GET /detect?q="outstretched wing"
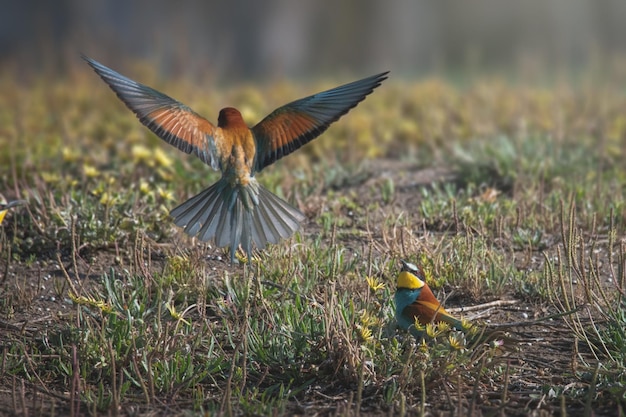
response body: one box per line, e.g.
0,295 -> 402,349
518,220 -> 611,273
252,71 -> 389,172
83,55 -> 220,170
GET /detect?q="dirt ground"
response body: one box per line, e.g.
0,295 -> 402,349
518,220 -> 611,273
0,162 -> 621,416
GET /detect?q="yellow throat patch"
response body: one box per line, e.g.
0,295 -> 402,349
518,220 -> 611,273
397,270 -> 426,290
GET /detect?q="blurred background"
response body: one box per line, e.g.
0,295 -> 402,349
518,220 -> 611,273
2,0 -> 626,82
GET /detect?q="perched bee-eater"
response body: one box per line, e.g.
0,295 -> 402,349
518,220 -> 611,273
395,260 -> 465,332
0,197 -> 26,225
84,56 -> 387,263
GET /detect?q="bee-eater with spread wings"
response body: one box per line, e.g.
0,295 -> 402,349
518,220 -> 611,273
84,56 -> 388,263
395,260 -> 465,333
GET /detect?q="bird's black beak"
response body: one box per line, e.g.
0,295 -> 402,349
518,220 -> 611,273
1,200 -> 27,210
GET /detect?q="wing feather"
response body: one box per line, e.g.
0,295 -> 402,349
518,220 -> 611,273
83,55 -> 221,170
252,71 -> 388,171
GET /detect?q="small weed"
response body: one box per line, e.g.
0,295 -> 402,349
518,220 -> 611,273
380,176 -> 395,204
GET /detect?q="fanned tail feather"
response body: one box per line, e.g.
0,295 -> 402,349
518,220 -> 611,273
170,178 -> 305,263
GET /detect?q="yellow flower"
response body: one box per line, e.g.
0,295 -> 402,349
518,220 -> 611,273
418,338 -> 429,353
83,163 -> 100,178
437,322 -> 451,332
153,147 -> 173,168
413,319 -> 426,334
156,167 -> 173,181
366,276 -> 385,292
448,332 -> 466,351
166,302 -> 190,325
99,192 -> 116,206
41,172 -> 61,184
359,309 -> 377,327
356,324 -> 373,343
466,322 -> 481,338
459,318 -> 473,331
139,180 -> 151,195
425,322 -> 438,338
131,144 -> 152,164
157,187 -> 175,201
62,146 -> 79,162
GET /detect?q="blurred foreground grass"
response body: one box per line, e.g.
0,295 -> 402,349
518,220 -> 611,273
0,65 -> 625,415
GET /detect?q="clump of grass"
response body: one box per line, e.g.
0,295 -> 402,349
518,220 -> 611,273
541,199 -> 626,408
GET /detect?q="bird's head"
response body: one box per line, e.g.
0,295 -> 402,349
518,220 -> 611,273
218,107 -> 246,128
397,260 -> 426,290
0,196 -> 26,225
0,200 -> 26,210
